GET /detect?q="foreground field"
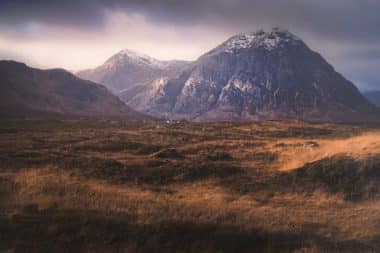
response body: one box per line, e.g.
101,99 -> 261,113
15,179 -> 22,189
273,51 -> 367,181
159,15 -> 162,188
1,119 -> 380,252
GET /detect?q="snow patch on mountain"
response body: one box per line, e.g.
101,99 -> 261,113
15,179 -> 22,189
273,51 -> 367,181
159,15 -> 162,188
230,78 -> 252,93
105,49 -> 166,69
151,77 -> 169,89
224,28 -> 301,53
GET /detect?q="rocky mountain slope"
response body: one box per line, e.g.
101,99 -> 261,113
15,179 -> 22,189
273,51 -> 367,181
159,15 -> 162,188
77,49 -> 188,94
0,60 -> 146,119
363,90 -> 380,107
127,28 -> 378,122
79,28 -> 378,122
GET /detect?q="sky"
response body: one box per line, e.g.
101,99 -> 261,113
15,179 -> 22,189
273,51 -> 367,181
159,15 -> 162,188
0,0 -> 379,90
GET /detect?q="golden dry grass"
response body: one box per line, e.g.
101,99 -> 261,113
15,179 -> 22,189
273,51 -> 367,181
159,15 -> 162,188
273,131 -> 380,171
1,119 -> 380,252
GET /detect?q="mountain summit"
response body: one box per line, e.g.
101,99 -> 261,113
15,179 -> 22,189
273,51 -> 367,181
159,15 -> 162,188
79,28 -> 378,122
211,28 -> 302,54
77,49 -> 188,94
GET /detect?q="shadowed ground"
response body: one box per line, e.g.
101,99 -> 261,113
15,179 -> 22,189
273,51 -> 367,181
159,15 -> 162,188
1,119 -> 380,252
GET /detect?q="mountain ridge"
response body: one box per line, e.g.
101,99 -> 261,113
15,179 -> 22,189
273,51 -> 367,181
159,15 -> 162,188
78,28 -> 379,122
363,90 -> 380,107
0,60 -> 147,120
77,49 -> 189,94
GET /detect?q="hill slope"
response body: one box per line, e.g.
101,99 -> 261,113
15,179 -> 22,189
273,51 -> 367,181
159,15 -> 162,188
363,90 -> 380,107
0,61 -> 145,119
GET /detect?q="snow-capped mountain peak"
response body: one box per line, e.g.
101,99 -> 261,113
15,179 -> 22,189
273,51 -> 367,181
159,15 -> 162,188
77,48 -> 190,94
78,28 -> 378,123
223,28 -> 302,53
105,49 -> 165,69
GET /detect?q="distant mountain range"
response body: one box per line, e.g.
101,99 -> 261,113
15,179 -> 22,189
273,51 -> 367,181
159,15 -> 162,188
363,90 -> 380,107
77,49 -> 188,94
0,61 -> 146,120
1,28 -> 378,122
79,28 -> 378,122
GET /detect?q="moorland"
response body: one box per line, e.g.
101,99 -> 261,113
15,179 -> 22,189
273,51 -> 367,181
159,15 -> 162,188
1,119 -> 380,252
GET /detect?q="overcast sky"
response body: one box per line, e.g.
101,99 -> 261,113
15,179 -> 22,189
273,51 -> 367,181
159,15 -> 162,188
0,0 -> 379,90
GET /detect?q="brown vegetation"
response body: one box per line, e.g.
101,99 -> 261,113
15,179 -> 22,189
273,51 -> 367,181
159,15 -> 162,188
1,119 -> 380,252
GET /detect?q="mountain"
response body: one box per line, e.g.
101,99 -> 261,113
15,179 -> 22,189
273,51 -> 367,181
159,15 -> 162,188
363,90 -> 380,107
119,28 -> 378,122
0,60 -> 146,119
77,49 -> 188,94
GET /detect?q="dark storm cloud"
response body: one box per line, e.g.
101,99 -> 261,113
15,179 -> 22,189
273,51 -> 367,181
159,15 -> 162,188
118,0 -> 380,43
0,0 -> 106,29
0,0 -> 379,89
2,0 -> 380,42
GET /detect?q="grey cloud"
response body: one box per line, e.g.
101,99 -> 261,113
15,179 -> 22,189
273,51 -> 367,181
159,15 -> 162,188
0,0 -> 105,28
0,0 -> 379,89
109,0 -> 380,43
2,0 -> 380,42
